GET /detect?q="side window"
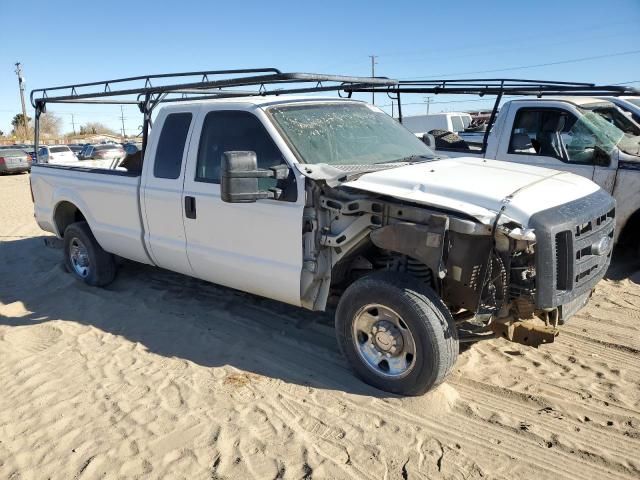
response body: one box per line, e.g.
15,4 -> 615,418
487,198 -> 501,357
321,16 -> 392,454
195,110 -> 295,201
450,115 -> 464,133
509,110 -> 539,155
153,112 -> 192,179
509,109 -> 582,162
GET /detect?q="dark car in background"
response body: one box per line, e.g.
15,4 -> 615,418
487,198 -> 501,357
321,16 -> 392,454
79,144 -> 126,161
68,144 -> 84,156
123,142 -> 143,156
0,148 -> 32,174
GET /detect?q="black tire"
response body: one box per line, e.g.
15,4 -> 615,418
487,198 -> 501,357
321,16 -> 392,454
63,221 -> 117,287
335,271 -> 459,395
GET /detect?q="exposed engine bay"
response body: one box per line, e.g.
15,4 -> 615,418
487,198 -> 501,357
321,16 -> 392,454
299,175 -> 559,347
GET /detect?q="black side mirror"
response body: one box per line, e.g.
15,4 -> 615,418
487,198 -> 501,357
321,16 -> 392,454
220,151 -> 290,203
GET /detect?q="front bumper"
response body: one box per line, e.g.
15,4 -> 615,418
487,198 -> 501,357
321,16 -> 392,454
528,188 -> 615,312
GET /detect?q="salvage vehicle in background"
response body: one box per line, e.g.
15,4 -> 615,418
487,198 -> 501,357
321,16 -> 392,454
401,112 -> 472,134
78,143 -> 126,162
68,144 -> 85,157
0,148 -> 31,174
356,80 -> 639,256
123,142 -> 143,156
30,70 -> 616,395
37,145 -> 78,164
599,96 -> 640,124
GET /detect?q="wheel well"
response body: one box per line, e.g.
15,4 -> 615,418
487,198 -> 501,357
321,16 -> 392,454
619,209 -> 640,246
54,201 -> 86,237
335,247 -> 435,290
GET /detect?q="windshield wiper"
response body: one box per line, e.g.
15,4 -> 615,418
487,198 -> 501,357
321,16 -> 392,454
374,154 -> 435,165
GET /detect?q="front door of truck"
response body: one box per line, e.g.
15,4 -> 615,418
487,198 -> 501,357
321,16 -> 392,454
141,109 -> 196,276
182,106 -> 304,306
500,107 -> 600,182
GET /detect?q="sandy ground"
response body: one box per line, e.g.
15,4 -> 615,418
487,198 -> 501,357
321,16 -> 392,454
0,172 -> 638,480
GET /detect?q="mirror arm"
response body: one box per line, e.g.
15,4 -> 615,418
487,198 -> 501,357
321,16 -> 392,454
224,164 -> 290,180
229,187 -> 283,202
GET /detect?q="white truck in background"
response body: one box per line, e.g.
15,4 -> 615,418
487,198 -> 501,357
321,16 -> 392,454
599,96 -> 640,124
401,112 -> 472,135
30,72 -> 616,395
420,96 -> 640,253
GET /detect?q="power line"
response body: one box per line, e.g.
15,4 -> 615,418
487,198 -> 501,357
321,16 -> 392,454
400,49 -> 640,79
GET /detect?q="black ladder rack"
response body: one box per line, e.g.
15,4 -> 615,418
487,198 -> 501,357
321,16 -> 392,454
347,78 -> 640,151
30,68 -> 398,156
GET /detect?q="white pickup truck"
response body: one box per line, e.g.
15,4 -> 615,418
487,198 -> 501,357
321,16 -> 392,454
420,96 -> 640,251
31,95 -> 616,395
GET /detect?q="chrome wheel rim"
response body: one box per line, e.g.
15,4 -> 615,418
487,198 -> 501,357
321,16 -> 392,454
352,304 -> 416,378
69,237 -> 90,278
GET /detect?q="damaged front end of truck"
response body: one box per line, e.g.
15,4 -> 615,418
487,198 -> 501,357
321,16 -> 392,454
298,161 -> 616,348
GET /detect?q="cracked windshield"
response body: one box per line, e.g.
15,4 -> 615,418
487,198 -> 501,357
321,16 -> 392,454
269,102 -> 436,165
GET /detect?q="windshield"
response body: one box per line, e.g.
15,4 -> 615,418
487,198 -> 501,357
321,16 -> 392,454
268,102 -> 436,166
584,105 -> 640,135
575,111 -> 640,156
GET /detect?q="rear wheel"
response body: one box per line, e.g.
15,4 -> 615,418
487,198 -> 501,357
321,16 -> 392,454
335,271 -> 459,395
63,222 -> 116,286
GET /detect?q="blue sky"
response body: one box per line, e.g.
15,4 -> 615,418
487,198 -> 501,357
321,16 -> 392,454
1,0 -> 639,137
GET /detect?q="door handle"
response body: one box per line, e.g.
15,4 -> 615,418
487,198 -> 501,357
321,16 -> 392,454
185,196 -> 196,219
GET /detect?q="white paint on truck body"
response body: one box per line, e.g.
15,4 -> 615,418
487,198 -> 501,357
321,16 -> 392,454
30,95 -> 614,308
345,157 -> 599,226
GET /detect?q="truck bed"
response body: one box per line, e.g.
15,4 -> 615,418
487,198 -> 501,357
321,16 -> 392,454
31,164 -> 152,265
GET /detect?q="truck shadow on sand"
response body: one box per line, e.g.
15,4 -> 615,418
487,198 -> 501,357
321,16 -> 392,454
1,236 -> 636,397
0,236 -> 387,397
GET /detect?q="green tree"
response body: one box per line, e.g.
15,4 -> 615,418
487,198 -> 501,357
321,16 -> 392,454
79,122 -> 118,136
11,113 -> 31,129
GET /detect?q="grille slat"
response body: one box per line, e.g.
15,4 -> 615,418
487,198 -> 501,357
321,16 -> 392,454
554,208 -> 614,295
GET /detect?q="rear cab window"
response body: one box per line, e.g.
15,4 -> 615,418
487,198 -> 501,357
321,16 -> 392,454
50,146 -> 71,153
154,112 -> 193,179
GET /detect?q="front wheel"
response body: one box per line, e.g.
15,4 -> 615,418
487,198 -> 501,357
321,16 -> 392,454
335,271 -> 459,395
63,221 -> 117,287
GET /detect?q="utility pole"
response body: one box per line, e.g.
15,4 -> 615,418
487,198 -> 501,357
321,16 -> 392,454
14,62 -> 29,137
369,55 -> 378,104
120,105 -> 126,140
71,114 -> 76,135
424,96 -> 433,115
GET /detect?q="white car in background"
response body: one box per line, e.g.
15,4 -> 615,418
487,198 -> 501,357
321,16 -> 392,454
38,145 -> 78,164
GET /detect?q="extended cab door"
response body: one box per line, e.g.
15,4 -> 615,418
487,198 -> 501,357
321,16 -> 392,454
181,105 -> 304,306
497,105 -> 600,182
141,109 -> 196,276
